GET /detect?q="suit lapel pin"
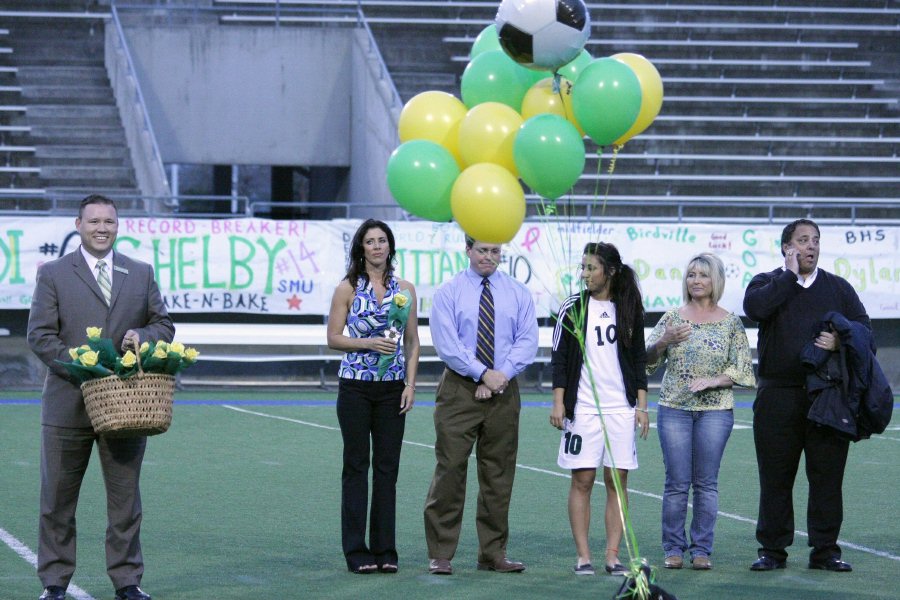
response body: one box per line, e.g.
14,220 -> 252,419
114,265 -> 129,274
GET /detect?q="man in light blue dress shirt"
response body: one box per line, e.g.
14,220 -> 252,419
424,236 -> 538,575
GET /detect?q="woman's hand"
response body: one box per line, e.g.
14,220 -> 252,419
399,386 -> 414,414
635,410 -> 650,439
661,323 -> 691,347
549,400 -> 565,430
368,336 -> 398,355
689,374 -> 732,392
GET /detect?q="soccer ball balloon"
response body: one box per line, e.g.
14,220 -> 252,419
496,0 -> 591,71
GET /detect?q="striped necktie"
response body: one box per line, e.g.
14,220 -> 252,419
96,260 -> 112,305
476,277 -> 494,369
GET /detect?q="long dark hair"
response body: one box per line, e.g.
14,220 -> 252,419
345,219 -> 396,288
583,242 -> 644,347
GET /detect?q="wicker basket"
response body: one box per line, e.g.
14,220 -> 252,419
81,345 -> 175,437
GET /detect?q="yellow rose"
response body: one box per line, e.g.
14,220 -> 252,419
184,347 -> 200,362
79,344 -> 90,351
120,351 -> 136,368
86,326 -> 102,340
170,341 -> 185,355
393,293 -> 408,308
140,341 -> 150,353
155,341 -> 169,351
152,346 -> 168,359
68,347 -> 79,360
79,351 -> 99,367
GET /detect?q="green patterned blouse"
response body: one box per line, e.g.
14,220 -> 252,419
646,308 -> 756,411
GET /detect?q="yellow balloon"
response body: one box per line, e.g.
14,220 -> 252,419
457,102 -> 523,175
398,91 -> 467,165
451,163 -> 525,244
521,77 -> 584,137
611,53 -> 664,145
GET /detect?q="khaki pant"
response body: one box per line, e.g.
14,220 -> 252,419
423,369 -> 520,562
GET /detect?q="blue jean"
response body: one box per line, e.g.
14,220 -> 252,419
657,405 -> 733,558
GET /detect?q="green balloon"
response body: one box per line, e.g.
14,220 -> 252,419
386,140 -> 459,222
460,50 -> 536,111
558,49 -> 593,83
571,57 -> 642,146
470,24 -> 501,59
513,114 -> 586,199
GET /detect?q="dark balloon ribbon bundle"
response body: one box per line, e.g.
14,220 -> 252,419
614,564 -> 679,600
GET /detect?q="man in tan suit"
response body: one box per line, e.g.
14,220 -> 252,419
27,194 -> 174,600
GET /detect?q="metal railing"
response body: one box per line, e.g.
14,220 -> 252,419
2,193 -> 899,225
108,3 -> 172,200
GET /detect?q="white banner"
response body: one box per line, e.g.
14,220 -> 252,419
1,217 -> 897,318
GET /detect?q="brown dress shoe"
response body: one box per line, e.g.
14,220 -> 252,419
692,556 -> 712,570
663,555 -> 683,569
477,556 -> 526,573
428,558 -> 453,575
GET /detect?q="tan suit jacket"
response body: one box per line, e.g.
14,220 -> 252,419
28,248 -> 175,427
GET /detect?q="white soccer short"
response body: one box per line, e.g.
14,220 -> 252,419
557,412 -> 638,471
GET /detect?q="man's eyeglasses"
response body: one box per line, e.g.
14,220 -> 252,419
473,247 -> 502,257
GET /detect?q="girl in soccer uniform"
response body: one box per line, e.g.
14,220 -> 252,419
549,242 -> 650,576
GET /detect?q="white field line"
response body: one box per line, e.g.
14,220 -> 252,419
0,527 -> 96,600
222,405 -> 900,562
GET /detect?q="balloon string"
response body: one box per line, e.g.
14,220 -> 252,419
558,77 -> 576,124
592,146 -> 604,216
601,144 -> 621,215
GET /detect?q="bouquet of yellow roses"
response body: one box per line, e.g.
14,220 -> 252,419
376,289 -> 412,378
57,326 -> 199,383
56,327 -> 200,437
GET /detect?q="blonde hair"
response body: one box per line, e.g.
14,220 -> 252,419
682,253 -> 726,304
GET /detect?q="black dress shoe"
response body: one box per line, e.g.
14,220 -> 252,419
750,555 -> 786,571
39,586 -> 66,600
809,556 -> 852,572
115,586 -> 151,600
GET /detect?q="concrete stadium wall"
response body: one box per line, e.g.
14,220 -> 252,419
123,24 -> 353,167
347,28 -> 402,216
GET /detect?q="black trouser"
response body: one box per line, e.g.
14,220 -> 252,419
752,385 -> 850,561
336,378 -> 406,569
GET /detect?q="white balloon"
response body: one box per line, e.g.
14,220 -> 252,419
495,0 -> 591,71
496,0 -> 557,34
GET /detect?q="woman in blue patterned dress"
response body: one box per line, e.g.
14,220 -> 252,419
327,219 -> 419,574
645,252 -> 755,571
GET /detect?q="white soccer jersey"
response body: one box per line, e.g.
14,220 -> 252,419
575,298 -> 630,415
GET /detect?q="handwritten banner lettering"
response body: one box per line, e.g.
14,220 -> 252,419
1,218 -> 896,318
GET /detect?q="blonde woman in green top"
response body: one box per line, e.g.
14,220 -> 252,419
646,252 -> 755,571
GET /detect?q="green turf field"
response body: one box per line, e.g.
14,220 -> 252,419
2,390 -> 898,599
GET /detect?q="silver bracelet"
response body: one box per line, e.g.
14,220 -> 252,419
635,407 -> 649,413
404,382 -> 415,390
